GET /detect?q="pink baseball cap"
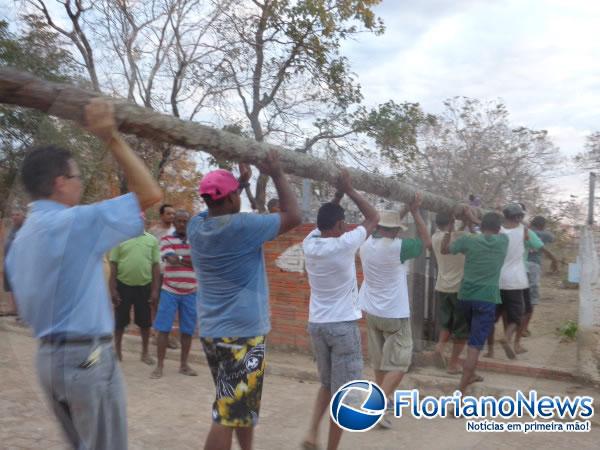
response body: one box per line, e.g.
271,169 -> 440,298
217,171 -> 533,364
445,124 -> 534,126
199,169 -> 240,200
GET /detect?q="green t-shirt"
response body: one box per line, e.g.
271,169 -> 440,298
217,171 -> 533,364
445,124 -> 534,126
400,238 -> 423,263
450,233 -> 509,304
109,232 -> 160,286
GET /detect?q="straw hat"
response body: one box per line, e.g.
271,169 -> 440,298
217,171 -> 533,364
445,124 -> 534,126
378,210 -> 407,230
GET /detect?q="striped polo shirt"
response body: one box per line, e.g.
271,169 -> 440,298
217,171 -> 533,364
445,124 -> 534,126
160,232 -> 197,295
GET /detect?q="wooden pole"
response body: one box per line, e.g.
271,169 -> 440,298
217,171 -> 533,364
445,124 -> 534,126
0,67 -> 467,213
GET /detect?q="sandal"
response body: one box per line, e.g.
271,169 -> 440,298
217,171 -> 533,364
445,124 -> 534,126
433,351 -> 448,369
179,366 -> 198,376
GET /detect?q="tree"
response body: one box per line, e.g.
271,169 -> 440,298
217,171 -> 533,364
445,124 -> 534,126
0,16 -> 104,214
25,0 -> 227,186
389,97 -> 559,209
21,1 -> 430,212
211,0 -> 385,210
576,132 -> 600,171
0,67 -> 460,213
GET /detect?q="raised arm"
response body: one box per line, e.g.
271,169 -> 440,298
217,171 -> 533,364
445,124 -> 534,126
84,99 -> 162,210
440,231 -> 452,255
257,150 -> 301,235
336,169 -> 379,235
410,193 -> 432,250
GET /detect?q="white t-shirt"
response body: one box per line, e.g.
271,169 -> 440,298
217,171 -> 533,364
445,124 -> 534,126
358,236 -> 411,319
431,231 -> 466,293
303,226 -> 367,323
500,225 -> 528,290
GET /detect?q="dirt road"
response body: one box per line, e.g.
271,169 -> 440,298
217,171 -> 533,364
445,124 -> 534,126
1,324 -> 598,450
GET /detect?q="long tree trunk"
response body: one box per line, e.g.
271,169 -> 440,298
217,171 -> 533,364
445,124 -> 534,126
0,67 -> 462,213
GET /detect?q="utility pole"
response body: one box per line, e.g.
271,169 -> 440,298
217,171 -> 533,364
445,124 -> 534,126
588,172 -> 596,225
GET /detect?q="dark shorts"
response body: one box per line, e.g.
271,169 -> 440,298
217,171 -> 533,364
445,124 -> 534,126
460,300 -> 497,350
523,288 -> 533,314
436,291 -> 469,339
498,289 -> 525,326
3,268 -> 11,292
201,336 -> 266,428
114,281 -> 152,329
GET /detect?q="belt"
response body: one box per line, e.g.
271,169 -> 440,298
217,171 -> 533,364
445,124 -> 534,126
40,335 -> 113,346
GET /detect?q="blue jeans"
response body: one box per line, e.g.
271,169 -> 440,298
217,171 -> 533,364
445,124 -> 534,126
36,340 -> 127,449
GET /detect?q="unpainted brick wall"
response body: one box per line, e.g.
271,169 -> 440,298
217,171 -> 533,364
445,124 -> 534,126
265,224 -> 370,357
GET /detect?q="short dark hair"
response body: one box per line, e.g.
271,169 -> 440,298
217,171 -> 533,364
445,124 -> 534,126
435,212 -> 452,228
317,202 -> 345,231
21,145 -> 73,199
481,212 -> 503,233
159,204 -> 174,215
201,194 -> 225,209
267,198 -> 279,209
174,209 -> 190,218
531,216 -> 546,229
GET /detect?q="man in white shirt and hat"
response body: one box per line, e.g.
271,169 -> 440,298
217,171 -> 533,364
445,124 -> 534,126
302,170 -> 379,450
358,193 -> 431,429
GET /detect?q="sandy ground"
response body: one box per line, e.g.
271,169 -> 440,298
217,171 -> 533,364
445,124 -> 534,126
481,272 -> 579,370
2,323 -> 599,450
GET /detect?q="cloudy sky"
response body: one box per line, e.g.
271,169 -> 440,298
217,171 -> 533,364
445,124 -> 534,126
342,0 -> 600,202
2,0 -> 597,204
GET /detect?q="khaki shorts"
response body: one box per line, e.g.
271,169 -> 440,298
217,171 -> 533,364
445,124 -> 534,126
365,314 -> 412,372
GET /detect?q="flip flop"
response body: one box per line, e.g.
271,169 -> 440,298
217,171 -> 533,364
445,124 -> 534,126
433,352 -> 448,369
499,340 -> 516,360
446,368 -> 462,375
141,355 -> 155,366
150,368 -> 163,379
179,366 -> 198,376
463,374 -> 484,388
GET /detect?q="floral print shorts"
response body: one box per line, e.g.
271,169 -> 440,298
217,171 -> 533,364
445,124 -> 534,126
201,336 -> 266,427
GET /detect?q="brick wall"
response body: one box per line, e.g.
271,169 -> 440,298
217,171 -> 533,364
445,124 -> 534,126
265,224 -> 370,356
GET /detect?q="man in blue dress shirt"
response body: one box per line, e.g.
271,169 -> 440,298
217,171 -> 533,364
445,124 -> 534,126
6,99 -> 162,449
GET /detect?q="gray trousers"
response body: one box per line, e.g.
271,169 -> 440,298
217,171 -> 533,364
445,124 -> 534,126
36,341 -> 127,450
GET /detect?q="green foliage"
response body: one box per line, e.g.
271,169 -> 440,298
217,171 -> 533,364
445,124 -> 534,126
558,320 -> 578,340
0,18 -> 107,212
0,16 -> 81,82
353,101 -> 435,165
